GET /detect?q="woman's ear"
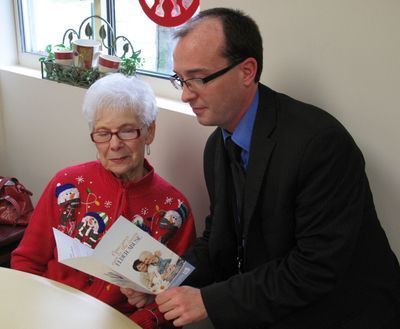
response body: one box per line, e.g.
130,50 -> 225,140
240,57 -> 258,86
145,121 -> 156,144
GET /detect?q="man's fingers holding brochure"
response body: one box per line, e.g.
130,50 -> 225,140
156,286 -> 207,326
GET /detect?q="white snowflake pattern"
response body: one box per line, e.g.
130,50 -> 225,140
141,208 -> 149,216
164,196 -> 173,205
76,176 -> 85,184
104,200 -> 112,208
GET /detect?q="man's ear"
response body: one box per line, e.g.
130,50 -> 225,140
241,57 -> 258,86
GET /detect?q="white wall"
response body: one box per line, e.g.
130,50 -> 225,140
0,0 -> 18,172
0,69 -> 213,236
254,0 -> 400,257
1,2 -> 399,328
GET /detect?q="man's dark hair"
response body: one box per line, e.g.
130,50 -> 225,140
175,7 -> 263,82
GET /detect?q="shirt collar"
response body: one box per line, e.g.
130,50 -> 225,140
222,89 -> 259,153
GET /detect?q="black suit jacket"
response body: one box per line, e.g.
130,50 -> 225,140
184,84 -> 400,329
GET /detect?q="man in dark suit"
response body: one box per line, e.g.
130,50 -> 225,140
124,7 -> 400,328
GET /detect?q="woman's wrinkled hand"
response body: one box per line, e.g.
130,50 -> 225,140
120,287 -> 154,308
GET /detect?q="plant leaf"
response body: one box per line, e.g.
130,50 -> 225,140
45,44 -> 52,53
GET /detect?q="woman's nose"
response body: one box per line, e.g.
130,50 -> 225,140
109,134 -> 123,149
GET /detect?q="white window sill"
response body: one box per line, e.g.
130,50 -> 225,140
0,64 -> 193,117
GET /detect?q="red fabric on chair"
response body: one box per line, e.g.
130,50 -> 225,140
0,225 -> 26,267
0,225 -> 25,247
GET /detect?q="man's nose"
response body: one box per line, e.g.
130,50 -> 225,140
181,84 -> 197,103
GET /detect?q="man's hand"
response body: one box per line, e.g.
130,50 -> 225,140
120,288 -> 154,308
155,286 -> 208,327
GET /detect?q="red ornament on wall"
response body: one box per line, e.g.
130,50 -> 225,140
139,0 -> 200,27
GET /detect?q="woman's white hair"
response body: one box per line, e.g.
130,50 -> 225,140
82,73 -> 158,130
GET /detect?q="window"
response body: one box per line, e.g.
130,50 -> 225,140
114,0 -> 178,74
16,0 -> 187,77
18,0 -> 95,55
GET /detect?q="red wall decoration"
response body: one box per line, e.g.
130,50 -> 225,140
139,0 -> 200,27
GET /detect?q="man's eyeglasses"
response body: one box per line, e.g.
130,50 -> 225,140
170,59 -> 245,91
90,128 -> 142,143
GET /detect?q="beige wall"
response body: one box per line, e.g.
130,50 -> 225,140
0,0 -> 16,172
1,3 -> 399,328
0,70 -> 213,235
3,0 -> 399,254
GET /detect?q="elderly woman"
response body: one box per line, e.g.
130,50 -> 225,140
11,73 -> 196,328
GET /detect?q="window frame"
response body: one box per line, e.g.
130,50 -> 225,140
11,0 -> 186,102
13,0 -> 177,82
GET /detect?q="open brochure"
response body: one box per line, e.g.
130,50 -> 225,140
53,215 -> 194,294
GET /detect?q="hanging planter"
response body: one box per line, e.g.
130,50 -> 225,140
40,15 -> 142,88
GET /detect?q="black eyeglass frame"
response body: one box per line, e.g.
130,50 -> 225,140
170,58 -> 246,90
90,128 -> 142,144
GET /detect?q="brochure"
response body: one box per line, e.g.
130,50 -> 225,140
53,215 -> 194,294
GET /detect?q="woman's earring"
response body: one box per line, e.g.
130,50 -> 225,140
146,144 -> 151,156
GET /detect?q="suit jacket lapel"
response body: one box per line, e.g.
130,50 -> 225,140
214,134 -> 230,207
242,85 -> 277,238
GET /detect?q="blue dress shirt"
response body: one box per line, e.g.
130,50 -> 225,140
222,90 -> 259,169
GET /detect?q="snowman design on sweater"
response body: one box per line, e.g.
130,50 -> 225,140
75,211 -> 109,248
55,173 -> 190,250
132,199 -> 189,245
55,183 -> 81,235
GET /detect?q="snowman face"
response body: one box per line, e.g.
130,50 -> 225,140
132,214 -> 144,226
164,210 -> 182,228
83,215 -> 100,230
58,187 -> 79,205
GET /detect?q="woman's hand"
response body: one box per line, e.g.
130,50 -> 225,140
120,287 -> 154,308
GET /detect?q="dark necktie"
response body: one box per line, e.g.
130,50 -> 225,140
225,137 -> 246,220
225,137 -> 246,273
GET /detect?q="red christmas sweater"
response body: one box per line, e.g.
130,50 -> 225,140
12,160 -> 196,328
